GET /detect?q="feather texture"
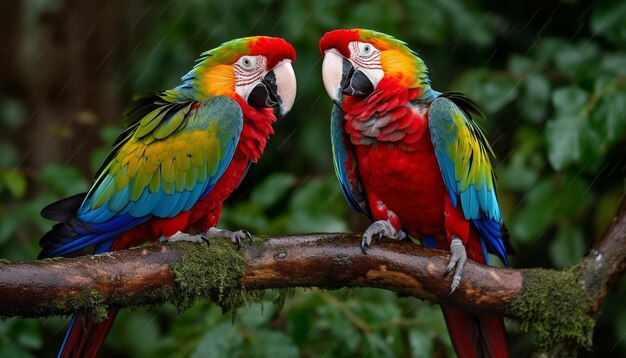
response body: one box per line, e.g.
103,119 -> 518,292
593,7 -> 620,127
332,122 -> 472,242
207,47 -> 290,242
39,96 -> 243,258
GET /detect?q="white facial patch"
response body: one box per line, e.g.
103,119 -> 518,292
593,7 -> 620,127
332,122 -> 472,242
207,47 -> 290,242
234,55 -> 266,101
348,41 -> 384,89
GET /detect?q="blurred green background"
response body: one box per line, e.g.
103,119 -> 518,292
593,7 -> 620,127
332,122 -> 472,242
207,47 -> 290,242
1,0 -> 625,356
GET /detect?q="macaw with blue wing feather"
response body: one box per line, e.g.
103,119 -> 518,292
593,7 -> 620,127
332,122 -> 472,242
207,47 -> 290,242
320,29 -> 514,358
39,36 -> 296,358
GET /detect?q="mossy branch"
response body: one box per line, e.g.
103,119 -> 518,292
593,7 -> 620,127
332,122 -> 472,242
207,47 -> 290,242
0,199 -> 624,352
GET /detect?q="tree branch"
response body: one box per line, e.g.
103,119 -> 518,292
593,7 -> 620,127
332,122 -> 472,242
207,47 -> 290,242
0,198 -> 624,350
0,235 -> 522,318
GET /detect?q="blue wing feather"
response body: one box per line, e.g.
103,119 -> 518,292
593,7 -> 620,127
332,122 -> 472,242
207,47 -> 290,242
330,105 -> 370,217
39,96 -> 243,258
428,94 -> 510,265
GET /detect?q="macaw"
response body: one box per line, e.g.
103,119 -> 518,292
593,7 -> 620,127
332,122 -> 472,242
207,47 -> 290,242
320,29 -> 514,357
39,36 -> 296,358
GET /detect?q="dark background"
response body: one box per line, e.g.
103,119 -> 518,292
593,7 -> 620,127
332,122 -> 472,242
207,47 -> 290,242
0,0 -> 625,356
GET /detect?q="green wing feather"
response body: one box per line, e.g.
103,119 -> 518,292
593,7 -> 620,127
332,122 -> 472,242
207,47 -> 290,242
428,93 -> 500,221
79,95 -> 243,223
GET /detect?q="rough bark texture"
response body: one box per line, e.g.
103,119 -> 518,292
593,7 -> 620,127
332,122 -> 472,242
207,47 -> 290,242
0,236 -> 524,318
577,198 -> 626,317
0,199 -> 624,352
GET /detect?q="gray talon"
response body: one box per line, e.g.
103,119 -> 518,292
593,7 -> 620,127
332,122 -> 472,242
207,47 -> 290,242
163,232 -> 211,244
360,220 -> 402,254
446,237 -> 467,294
360,238 -> 370,254
205,228 -> 253,250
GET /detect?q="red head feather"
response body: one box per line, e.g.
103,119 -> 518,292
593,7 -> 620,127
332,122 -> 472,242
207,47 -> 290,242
249,37 -> 296,69
319,29 -> 360,57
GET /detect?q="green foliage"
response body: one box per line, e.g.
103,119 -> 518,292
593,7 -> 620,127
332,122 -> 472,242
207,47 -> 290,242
0,0 -> 624,357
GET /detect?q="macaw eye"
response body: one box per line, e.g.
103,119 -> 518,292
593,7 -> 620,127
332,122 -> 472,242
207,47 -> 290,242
357,42 -> 376,58
239,56 -> 255,70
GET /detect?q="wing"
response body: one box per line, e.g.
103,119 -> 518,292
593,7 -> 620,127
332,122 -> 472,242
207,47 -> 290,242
428,93 -> 512,264
330,105 -> 370,218
40,96 -> 243,257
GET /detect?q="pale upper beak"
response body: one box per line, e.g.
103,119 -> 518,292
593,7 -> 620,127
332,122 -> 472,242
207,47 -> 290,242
272,60 -> 296,117
245,59 -> 296,118
322,49 -> 379,105
322,49 -> 346,103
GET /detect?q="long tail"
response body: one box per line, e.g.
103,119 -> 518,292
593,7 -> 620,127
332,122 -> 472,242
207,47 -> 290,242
58,310 -> 119,358
53,228 -> 144,357
442,308 -> 508,358
440,224 -> 510,358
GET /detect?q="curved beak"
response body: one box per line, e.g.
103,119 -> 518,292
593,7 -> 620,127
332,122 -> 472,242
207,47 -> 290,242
322,49 -> 374,105
322,49 -> 348,103
247,60 -> 296,118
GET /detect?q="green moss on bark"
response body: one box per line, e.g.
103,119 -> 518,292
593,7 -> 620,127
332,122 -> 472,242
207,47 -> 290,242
507,268 -> 594,349
171,240 -> 259,312
64,290 -> 108,322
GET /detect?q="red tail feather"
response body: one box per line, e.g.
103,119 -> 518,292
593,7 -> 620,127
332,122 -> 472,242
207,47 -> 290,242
442,308 -> 508,358
59,310 -> 119,358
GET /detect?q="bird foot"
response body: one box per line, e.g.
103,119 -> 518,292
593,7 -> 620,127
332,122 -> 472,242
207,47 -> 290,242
204,227 -> 253,250
160,232 -> 211,245
445,237 -> 467,294
361,220 -> 406,254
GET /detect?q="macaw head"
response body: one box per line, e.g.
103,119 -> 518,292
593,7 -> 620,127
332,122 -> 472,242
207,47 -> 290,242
319,29 -> 430,103
187,36 -> 297,117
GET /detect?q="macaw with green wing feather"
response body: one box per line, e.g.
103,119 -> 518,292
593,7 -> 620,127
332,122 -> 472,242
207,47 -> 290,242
39,36 -> 296,358
320,29 -> 514,358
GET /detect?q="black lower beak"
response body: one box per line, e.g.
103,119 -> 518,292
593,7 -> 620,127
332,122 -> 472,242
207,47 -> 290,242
248,71 -> 279,109
341,59 -> 374,97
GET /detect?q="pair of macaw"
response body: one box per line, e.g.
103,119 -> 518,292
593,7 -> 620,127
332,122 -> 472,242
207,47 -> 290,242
41,30 -> 513,358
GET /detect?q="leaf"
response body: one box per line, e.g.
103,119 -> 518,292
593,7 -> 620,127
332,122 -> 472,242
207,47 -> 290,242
287,308 -> 311,345
13,320 -> 43,350
507,55 -> 534,76
0,216 -> 18,245
219,203 -> 269,233
520,73 -> 550,123
247,330 -> 298,358
0,142 -> 19,167
552,86 -> 588,115
347,2 -> 398,33
1,170 -> 27,198
511,179 -> 555,243
545,87 -> 589,170
39,164 -> 89,196
99,125 -> 122,146
591,0 -> 626,47
591,78 -> 626,142
250,172 -> 296,208
90,148 -> 110,175
453,69 -> 519,114
553,176 -> 591,219
408,329 -> 434,358
236,302 -> 275,328
191,322 -> 243,358
497,162 -> 539,191
286,212 -> 347,234
0,97 -> 27,128
120,312 -> 160,355
546,115 -> 582,170
549,227 -> 585,269
553,41 -> 600,82
534,38 -> 570,65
